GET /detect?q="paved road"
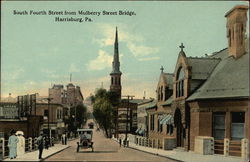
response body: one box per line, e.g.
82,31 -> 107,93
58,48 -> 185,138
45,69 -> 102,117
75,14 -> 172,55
45,122 -> 176,161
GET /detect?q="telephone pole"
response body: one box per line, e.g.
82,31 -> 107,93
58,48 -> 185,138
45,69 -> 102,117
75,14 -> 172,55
122,95 -> 134,147
45,97 -> 53,144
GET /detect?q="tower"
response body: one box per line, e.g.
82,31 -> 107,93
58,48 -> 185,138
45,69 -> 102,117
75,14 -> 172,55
110,27 -> 122,98
225,5 -> 248,59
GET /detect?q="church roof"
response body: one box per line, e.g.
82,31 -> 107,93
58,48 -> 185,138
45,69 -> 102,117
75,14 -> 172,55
186,57 -> 221,80
159,73 -> 174,89
187,48 -> 249,101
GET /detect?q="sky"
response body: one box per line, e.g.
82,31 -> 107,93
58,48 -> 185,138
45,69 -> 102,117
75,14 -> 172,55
1,1 -> 249,99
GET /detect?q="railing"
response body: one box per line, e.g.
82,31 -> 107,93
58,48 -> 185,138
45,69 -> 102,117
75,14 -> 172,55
0,137 -> 56,160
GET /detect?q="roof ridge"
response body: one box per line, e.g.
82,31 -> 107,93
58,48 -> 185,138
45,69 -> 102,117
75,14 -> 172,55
187,56 -> 221,60
209,48 -> 228,57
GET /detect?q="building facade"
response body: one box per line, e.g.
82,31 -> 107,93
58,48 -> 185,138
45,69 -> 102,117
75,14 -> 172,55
36,103 -> 65,139
146,5 -> 249,157
49,83 -> 84,107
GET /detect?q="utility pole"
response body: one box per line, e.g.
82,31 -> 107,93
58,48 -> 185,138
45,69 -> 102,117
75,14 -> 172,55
122,95 -> 134,147
45,97 -> 53,144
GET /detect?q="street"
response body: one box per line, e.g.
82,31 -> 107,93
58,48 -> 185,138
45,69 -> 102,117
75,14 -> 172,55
45,122 -> 176,161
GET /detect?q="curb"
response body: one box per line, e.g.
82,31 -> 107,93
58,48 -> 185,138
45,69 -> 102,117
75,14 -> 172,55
41,145 -> 71,161
112,138 -> 183,162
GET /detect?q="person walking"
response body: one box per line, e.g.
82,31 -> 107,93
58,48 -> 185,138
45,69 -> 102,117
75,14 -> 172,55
16,131 -> 25,156
8,130 -> 19,159
37,133 -> 44,160
45,136 -> 49,149
119,137 -> 122,147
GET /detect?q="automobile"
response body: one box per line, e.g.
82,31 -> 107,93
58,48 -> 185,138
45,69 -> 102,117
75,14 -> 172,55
88,122 -> 94,129
76,128 -> 94,152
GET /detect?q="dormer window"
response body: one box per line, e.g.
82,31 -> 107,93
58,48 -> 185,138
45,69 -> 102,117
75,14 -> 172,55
176,67 -> 185,98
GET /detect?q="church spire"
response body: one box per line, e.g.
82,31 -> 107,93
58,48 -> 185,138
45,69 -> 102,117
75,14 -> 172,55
111,27 -> 121,74
110,27 -> 122,99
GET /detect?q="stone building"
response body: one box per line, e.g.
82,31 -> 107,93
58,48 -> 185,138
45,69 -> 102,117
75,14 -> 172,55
146,5 -> 249,157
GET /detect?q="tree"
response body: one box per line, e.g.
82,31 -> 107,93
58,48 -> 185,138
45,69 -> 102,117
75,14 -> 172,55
68,104 -> 87,132
91,88 -> 117,137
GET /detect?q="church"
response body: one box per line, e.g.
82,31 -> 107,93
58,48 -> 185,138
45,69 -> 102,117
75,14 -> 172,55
146,5 -> 249,158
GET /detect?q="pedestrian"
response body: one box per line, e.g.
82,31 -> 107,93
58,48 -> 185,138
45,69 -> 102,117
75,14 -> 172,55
45,136 -> 49,149
127,137 -> 129,147
37,132 -> 44,160
64,133 -> 67,145
16,131 -> 25,156
61,134 -> 64,145
8,129 -> 19,159
119,138 -> 122,147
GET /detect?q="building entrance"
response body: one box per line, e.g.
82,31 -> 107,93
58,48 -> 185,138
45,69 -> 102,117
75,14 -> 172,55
174,108 -> 183,147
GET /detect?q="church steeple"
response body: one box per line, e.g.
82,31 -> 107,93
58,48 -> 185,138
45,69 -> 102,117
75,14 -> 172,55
111,27 -> 121,74
110,27 -> 122,98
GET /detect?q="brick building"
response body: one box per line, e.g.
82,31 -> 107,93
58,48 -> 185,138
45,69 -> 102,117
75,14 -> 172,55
147,5 -> 249,157
36,103 -> 65,139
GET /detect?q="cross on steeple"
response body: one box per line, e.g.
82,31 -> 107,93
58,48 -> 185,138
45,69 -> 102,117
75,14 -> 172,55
160,66 -> 164,73
179,43 -> 185,52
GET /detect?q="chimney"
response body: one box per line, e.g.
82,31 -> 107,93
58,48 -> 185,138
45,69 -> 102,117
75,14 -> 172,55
225,5 -> 248,59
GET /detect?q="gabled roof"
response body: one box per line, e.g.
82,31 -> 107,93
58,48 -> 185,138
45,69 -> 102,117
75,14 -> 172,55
161,95 -> 173,106
187,57 -> 221,80
187,48 -> 249,101
158,72 -> 174,89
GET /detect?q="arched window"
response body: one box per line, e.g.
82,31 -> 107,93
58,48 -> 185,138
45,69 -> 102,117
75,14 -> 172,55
161,86 -> 163,101
158,87 -> 160,101
111,77 -> 113,85
176,67 -> 185,98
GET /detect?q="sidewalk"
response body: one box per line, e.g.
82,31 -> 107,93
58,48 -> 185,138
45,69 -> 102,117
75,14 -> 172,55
4,144 -> 70,161
112,138 -> 243,162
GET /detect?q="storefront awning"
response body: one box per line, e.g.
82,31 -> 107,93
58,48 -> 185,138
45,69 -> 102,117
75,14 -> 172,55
160,114 -> 174,125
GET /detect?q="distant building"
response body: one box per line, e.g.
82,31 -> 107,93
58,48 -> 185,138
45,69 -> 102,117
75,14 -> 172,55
116,98 -> 151,135
49,83 -> 84,107
136,99 -> 155,137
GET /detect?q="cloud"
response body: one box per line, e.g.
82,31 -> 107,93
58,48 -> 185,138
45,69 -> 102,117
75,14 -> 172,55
138,56 -> 160,61
127,42 -> 159,57
87,50 -> 113,71
94,23 -> 159,59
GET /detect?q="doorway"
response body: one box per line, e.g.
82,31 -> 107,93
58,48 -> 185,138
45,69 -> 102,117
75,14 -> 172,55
174,108 -> 183,147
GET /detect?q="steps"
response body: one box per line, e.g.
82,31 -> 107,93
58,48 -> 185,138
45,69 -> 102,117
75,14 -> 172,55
173,147 -> 185,152
214,140 -> 224,155
229,141 -> 241,156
